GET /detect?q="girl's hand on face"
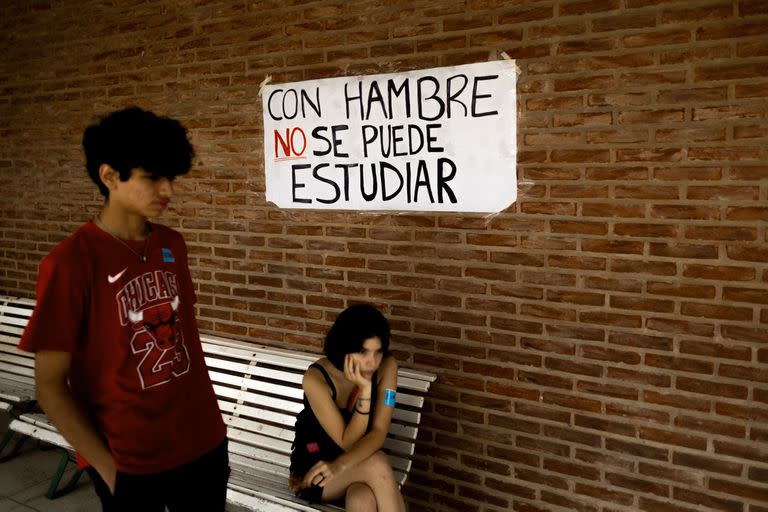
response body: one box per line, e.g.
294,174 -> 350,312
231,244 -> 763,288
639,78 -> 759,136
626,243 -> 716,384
344,353 -> 371,389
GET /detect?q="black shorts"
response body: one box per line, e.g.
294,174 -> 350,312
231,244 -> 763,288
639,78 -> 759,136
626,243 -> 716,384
87,438 -> 230,512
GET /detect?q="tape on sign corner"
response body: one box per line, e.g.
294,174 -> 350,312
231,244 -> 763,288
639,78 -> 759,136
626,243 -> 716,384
499,51 -> 521,77
258,75 -> 273,97
481,210 -> 503,225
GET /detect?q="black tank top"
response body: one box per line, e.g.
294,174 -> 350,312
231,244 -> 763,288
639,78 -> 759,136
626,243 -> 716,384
289,362 -> 378,476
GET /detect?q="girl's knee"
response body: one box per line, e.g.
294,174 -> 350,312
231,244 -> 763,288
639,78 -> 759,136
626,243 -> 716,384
368,451 -> 392,469
368,450 -> 392,471
345,482 -> 376,511
362,451 -> 397,483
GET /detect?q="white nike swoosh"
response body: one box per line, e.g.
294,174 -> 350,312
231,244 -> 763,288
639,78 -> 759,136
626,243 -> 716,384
108,268 -> 128,284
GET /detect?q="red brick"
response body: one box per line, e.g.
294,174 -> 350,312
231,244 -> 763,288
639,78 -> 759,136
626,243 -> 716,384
618,148 -> 685,164
689,146 -> 762,162
614,223 -> 678,238
516,468 -> 569,490
723,287 -> 768,305
683,264 -> 755,281
520,303 -> 577,322
647,318 -> 715,337
553,112 -> 612,127
584,276 -> 643,293
551,220 -> 608,235
557,37 -> 616,54
649,242 -> 718,259
653,166 -> 723,181
688,186 -> 760,201
647,281 -> 716,299
581,203 -> 645,217
549,255 -> 606,271
610,296 -> 675,313
646,354 -> 714,375
722,325 -> 768,343
623,29 -> 690,48
677,377 -> 748,399
588,92 -> 650,106
681,302 -> 753,322
554,75 -> 616,92
499,6 -> 554,24
727,245 -> 768,263
673,488 -> 743,512
580,311 -> 642,328
694,63 -> 768,82
610,259 -> 677,276
520,201 -> 577,215
651,206 -> 720,221
709,478 -> 768,503
645,391 -> 710,412
606,471 -> 669,497
585,167 -> 649,181
518,370 -> 572,390
548,324 -> 607,342
680,340 -> 751,361
716,402 -> 768,423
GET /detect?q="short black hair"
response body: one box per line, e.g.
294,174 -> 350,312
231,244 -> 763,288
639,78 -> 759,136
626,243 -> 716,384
82,107 -> 195,196
324,304 -> 391,371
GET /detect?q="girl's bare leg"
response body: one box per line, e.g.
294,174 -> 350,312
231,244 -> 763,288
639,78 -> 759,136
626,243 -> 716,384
322,451 -> 405,512
345,482 -> 376,511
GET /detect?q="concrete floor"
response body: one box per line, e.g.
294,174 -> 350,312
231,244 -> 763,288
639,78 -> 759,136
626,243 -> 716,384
0,412 -> 100,511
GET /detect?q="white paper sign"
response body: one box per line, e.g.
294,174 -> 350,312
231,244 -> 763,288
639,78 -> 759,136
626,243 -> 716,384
262,60 -> 517,212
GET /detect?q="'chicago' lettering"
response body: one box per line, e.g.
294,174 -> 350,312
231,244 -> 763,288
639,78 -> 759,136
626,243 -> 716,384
116,271 -> 179,326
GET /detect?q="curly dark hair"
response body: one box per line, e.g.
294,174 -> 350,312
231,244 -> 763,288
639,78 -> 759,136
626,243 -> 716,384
324,304 -> 391,371
82,107 -> 195,196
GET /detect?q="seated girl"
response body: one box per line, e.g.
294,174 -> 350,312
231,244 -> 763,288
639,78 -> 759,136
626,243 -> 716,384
289,303 -> 406,511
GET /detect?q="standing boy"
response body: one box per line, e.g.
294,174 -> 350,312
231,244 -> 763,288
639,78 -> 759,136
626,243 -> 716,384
18,107 -> 229,511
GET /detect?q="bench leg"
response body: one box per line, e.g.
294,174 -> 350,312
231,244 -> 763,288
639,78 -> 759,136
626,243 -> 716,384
0,430 -> 14,454
0,431 -> 28,462
46,450 -> 84,499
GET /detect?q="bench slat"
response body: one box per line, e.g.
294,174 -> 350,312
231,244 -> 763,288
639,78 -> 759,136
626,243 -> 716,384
227,484 -> 336,512
0,354 -> 35,371
228,429 -> 292,466
9,419 -> 72,450
0,366 -> 35,381
229,450 -> 289,479
0,316 -> 31,329
220,401 -> 296,429
0,330 -> 27,343
214,385 -> 303,415
0,379 -> 35,401
225,415 -> 294,446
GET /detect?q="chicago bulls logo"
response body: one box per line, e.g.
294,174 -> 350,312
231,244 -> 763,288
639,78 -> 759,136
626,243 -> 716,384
128,296 -> 190,390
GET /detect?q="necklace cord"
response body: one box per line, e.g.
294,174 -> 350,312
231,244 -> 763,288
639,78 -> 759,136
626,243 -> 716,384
94,216 -> 151,262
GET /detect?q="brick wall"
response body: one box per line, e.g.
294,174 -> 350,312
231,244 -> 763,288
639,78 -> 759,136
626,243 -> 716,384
1,1 -> 767,510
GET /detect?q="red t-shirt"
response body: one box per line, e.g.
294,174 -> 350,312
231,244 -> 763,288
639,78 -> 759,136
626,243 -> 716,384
19,221 -> 226,474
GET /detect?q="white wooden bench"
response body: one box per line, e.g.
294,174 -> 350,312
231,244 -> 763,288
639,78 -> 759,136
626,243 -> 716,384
0,294 -> 436,509
0,296 -> 39,462
0,294 -> 82,497
0,296 -> 36,412
200,333 -> 436,511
